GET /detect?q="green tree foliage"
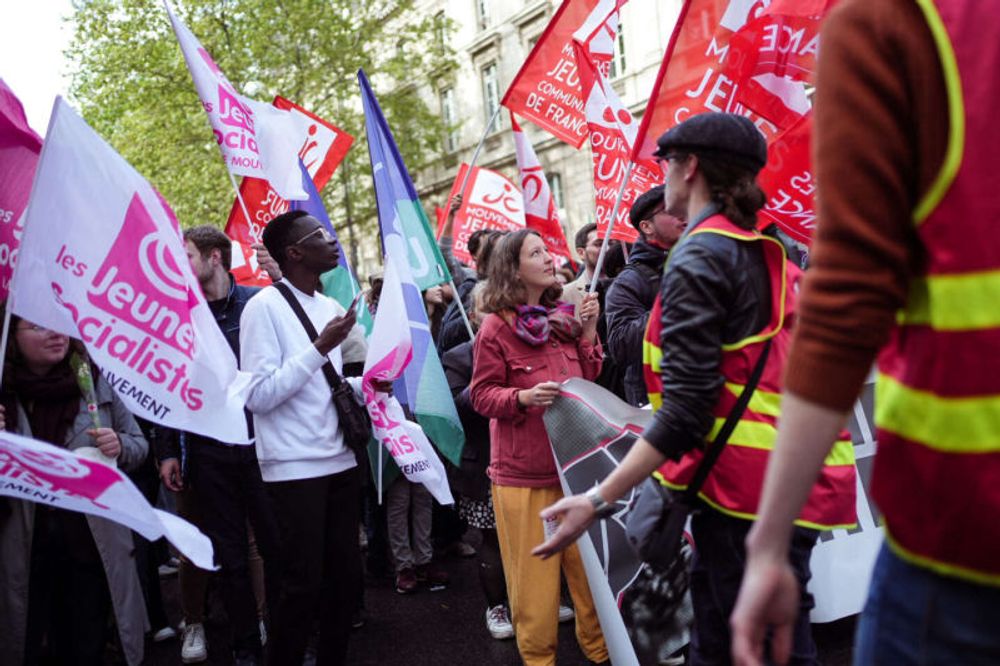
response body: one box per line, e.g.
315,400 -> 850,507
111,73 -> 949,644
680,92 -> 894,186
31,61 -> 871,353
67,0 -> 456,264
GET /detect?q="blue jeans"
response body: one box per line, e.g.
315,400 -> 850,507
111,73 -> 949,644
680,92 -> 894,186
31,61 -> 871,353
855,543 -> 1000,665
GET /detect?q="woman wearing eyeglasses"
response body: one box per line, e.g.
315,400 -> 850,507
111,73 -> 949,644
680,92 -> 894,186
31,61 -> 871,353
0,313 -> 149,665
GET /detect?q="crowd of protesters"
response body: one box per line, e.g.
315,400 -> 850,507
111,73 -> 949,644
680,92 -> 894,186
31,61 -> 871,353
5,2 -> 1000,664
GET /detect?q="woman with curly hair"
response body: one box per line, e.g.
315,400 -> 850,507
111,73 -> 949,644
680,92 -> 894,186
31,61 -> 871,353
470,229 -> 608,665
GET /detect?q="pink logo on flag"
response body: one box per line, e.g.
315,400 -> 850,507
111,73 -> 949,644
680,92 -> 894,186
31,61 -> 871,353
0,447 -> 120,509
87,194 -> 197,358
218,85 -> 255,132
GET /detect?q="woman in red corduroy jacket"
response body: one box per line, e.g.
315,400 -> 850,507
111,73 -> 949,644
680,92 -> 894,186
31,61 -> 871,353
470,229 -> 609,666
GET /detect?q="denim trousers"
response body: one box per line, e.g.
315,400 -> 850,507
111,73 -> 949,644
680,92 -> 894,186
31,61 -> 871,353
855,543 -> 1000,665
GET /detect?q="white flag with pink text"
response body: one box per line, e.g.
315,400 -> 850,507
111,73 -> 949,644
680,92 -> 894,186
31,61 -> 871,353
10,98 -> 251,444
363,248 -> 453,505
0,430 -> 215,569
165,2 -> 306,201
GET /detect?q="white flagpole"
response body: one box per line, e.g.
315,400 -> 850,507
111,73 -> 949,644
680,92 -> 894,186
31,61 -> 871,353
438,106 -> 501,342
0,305 -> 12,388
449,104 -> 503,209
226,172 -> 257,244
590,161 -> 633,293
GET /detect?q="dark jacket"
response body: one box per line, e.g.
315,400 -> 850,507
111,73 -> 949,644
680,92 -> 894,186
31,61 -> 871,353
155,275 -> 259,460
604,239 -> 668,406
436,276 -> 477,354
642,206 -> 771,460
441,341 -> 491,500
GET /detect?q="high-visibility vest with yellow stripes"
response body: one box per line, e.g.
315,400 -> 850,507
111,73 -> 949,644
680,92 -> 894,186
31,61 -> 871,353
644,215 -> 857,529
872,0 -> 1000,585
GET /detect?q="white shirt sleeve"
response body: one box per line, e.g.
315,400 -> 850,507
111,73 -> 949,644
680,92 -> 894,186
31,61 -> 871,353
240,297 -> 328,414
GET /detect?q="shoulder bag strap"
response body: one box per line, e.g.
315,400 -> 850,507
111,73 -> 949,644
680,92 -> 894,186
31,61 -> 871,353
272,282 -> 347,391
683,338 -> 772,501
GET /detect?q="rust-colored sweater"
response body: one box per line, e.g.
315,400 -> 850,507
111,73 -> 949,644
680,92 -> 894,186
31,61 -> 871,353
785,0 -> 948,410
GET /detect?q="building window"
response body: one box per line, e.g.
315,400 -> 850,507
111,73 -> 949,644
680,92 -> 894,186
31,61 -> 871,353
434,11 -> 447,49
481,62 -> 501,134
610,25 -> 627,78
440,87 -> 458,153
548,172 -> 564,210
475,0 -> 490,30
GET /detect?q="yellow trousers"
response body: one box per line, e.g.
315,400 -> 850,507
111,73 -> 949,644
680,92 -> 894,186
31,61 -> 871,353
492,484 -> 609,666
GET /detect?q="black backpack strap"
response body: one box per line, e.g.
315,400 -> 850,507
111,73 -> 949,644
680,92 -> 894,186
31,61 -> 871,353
272,282 -> 347,391
683,338 -> 772,501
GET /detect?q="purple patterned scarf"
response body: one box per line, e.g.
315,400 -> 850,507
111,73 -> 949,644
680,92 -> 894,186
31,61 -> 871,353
512,301 -> 582,346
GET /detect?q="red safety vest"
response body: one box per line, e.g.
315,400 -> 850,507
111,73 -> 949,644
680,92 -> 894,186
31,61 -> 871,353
872,0 -> 1000,585
644,215 -> 856,529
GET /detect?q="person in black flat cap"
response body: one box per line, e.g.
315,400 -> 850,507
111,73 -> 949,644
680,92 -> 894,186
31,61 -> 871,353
536,112 -> 846,665
604,185 -> 686,406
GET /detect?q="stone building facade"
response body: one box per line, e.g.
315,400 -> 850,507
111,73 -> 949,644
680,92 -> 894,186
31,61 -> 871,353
410,0 -> 682,254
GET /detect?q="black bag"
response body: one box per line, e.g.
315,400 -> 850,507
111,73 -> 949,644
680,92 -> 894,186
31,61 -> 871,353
626,339 -> 772,571
273,283 -> 372,463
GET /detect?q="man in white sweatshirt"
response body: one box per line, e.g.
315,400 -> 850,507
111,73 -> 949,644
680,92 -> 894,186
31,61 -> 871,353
239,210 -> 374,666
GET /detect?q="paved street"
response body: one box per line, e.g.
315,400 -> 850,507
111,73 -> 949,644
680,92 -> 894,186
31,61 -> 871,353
145,535 -> 855,665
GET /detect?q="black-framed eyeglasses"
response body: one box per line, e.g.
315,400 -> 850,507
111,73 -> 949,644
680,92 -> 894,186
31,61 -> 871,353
293,226 -> 334,245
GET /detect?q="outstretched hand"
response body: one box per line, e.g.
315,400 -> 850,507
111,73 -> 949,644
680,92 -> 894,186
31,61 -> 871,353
531,494 -> 595,559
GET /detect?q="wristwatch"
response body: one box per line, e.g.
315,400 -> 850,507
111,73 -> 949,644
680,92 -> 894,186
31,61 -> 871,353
585,486 -> 616,519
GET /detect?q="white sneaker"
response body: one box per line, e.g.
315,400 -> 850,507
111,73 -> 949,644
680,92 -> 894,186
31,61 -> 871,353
259,619 -> 267,646
152,626 -> 177,642
485,605 -> 514,640
558,605 -> 575,623
180,622 -> 208,663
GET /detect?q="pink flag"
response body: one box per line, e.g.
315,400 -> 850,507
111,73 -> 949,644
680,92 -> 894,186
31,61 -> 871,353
575,42 -> 662,243
444,163 -> 525,266
502,0 -> 625,147
165,3 -> 306,200
510,114 -> 574,265
0,80 -> 43,301
11,98 -> 251,444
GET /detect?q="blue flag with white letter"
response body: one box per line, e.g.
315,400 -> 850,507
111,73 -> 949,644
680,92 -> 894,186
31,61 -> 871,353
358,69 -> 464,466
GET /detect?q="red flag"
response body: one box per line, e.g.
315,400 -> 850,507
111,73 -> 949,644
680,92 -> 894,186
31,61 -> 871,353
225,97 -> 353,285
575,43 -> 661,244
502,0 -> 623,148
444,164 -> 525,266
632,0 -> 779,164
510,115 -> 575,265
722,0 -> 835,128
435,205 -> 447,240
0,80 -> 43,300
757,113 -> 815,244
632,0 -> 834,245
